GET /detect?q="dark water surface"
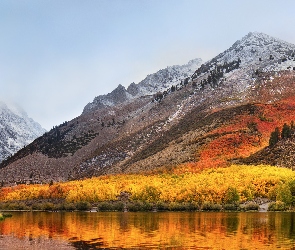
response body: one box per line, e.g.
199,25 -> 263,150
0,211 -> 295,249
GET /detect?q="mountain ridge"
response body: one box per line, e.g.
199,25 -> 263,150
1,32 -> 295,185
83,58 -> 203,114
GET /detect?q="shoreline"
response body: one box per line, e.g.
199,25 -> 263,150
0,200 -> 292,213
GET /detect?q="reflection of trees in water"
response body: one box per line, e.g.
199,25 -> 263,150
119,212 -> 129,232
225,214 -> 239,234
133,212 -> 160,233
238,212 -> 295,245
2,212 -> 295,249
189,213 -> 228,234
289,213 -> 295,238
126,212 -> 240,236
281,213 -> 294,239
269,212 -> 295,241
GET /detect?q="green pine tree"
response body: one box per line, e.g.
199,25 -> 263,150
269,127 -> 280,147
281,123 -> 291,139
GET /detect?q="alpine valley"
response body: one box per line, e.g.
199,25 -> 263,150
1,31 -> 295,186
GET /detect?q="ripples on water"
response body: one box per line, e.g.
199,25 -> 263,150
0,212 -> 295,249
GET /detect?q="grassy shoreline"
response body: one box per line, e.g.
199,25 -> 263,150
0,199 -> 293,212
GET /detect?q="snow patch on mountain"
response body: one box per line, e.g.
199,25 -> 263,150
136,58 -> 202,95
190,32 -> 295,105
219,32 -> 295,64
0,101 -> 46,162
83,58 -> 203,114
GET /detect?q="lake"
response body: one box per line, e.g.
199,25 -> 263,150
0,211 -> 295,249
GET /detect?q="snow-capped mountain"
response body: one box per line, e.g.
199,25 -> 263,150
216,32 -> 295,65
192,32 -> 295,78
83,58 -> 202,113
136,58 -> 203,94
1,32 -> 295,185
0,101 -> 46,162
85,32 -> 295,115
184,32 -> 295,110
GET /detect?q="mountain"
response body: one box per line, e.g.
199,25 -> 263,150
1,32 -> 295,185
83,58 -> 202,113
0,101 -> 46,163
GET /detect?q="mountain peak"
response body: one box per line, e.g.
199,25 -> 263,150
83,58 -> 203,114
237,31 -> 290,46
0,100 -> 46,162
0,100 -> 27,119
187,58 -> 203,66
245,31 -> 269,38
115,84 -> 126,91
211,31 -> 295,66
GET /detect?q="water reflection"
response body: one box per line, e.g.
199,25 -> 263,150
0,212 -> 295,249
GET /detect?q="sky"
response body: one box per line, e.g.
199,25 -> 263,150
1,0 -> 295,130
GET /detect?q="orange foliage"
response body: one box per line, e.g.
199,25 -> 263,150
188,97 -> 295,171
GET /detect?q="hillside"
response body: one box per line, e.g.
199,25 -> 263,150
1,32 -> 295,185
241,121 -> 295,169
0,101 -> 46,163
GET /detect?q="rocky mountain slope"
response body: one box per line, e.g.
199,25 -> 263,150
241,120 -> 295,169
83,58 -> 202,113
1,32 -> 295,185
0,101 -> 46,163
242,138 -> 295,170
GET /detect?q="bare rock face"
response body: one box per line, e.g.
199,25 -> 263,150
126,82 -> 139,96
1,32 -> 295,185
83,84 -> 132,112
0,101 -> 46,163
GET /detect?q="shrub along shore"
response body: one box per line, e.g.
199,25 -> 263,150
0,199 -> 262,212
0,212 -> 12,220
0,165 -> 295,212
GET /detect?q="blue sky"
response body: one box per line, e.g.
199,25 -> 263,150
1,0 -> 295,130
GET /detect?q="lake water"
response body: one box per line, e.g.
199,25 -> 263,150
0,211 -> 295,249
